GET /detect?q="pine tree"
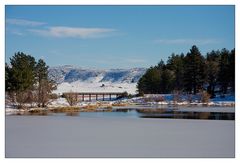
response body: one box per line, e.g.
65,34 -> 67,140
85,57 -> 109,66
137,46 -> 234,96
160,68 -> 175,93
137,76 -> 147,95
35,59 -> 56,107
206,50 -> 220,98
183,45 -> 206,94
9,52 -> 36,107
5,63 -> 16,104
157,59 -> 165,70
137,67 -> 161,94
218,48 -> 230,94
166,53 -> 185,91
5,63 -> 11,92
229,49 -> 235,92
10,52 -> 36,92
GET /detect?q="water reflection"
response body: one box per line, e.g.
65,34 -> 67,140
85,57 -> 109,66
65,112 -> 80,116
136,109 -> 234,120
7,107 -> 234,120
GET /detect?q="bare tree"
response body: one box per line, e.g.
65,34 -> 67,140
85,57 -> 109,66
64,92 -> 80,106
37,79 -> 57,107
200,91 -> 211,103
15,90 -> 34,109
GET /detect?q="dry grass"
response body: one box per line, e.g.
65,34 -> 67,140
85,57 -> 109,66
28,109 -> 48,115
200,91 -> 211,103
47,105 -> 113,113
112,103 -> 128,106
82,105 -> 98,109
49,107 -> 81,113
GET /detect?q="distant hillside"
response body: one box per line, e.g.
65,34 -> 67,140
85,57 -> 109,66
48,65 -> 146,84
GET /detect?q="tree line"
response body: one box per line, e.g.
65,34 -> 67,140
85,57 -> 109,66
137,45 -> 235,98
5,52 -> 57,108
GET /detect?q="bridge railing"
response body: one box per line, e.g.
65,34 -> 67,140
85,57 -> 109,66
62,92 -> 126,101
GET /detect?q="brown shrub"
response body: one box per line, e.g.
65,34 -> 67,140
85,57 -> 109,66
200,91 -> 211,103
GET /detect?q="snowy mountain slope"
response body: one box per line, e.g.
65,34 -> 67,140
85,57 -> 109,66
100,68 -> 145,83
49,66 -> 146,84
48,65 -> 76,83
48,65 -> 146,94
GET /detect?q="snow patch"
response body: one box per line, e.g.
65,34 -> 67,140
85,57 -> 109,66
53,81 -> 137,94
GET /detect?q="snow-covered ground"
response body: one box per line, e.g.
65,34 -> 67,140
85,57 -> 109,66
5,94 -> 235,115
5,116 -> 234,157
53,81 -> 137,94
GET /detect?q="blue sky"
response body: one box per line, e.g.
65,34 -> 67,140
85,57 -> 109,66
5,5 -> 235,69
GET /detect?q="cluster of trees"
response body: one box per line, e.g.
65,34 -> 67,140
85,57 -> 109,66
5,52 -> 56,108
137,45 -> 235,98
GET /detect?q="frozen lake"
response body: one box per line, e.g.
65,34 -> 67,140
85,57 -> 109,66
5,114 -> 235,158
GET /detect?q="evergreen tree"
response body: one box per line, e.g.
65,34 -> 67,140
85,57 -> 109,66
229,49 -> 235,92
10,52 -> 36,92
157,59 -> 165,70
206,50 -> 220,97
183,45 -> 206,94
137,67 -> 161,94
5,63 -> 16,103
5,63 -> 11,92
218,48 -> 230,94
135,46 -> 234,96
9,52 -> 36,107
166,53 -> 185,91
137,60 -> 175,94
137,76 -> 147,95
156,61 -> 175,93
36,59 -> 49,82
159,68 -> 175,93
35,59 -> 56,107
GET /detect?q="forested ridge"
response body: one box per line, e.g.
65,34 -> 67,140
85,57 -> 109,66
137,45 -> 235,98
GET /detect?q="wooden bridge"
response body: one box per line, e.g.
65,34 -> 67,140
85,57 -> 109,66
63,92 -> 126,101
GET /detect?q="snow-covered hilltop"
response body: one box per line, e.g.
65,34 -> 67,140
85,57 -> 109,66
48,65 -> 146,94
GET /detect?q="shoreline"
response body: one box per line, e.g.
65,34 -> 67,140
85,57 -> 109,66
5,100 -> 235,116
5,93 -> 235,115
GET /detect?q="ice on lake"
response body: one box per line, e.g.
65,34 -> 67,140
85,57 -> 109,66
5,115 -> 234,158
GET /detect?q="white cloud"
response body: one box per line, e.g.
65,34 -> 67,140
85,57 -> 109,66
6,18 -> 46,26
154,38 -> 222,45
29,26 -> 116,38
6,28 -> 24,36
10,31 -> 24,36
